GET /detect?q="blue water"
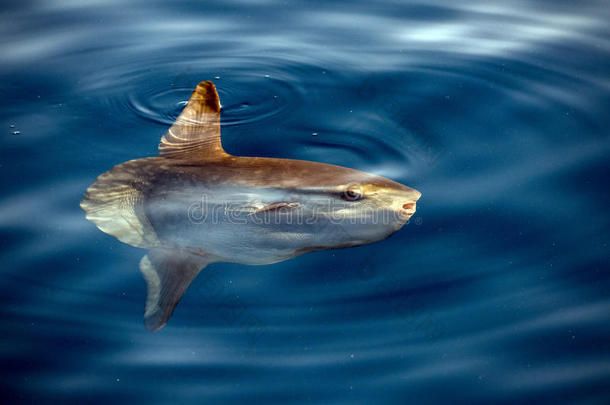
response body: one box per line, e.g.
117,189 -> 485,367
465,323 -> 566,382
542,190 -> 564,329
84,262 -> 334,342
2,0 -> 610,403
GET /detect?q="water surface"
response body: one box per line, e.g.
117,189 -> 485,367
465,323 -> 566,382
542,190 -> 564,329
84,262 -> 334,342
1,0 -> 609,403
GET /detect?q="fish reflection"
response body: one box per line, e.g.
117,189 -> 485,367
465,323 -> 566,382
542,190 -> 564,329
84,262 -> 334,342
81,81 -> 421,331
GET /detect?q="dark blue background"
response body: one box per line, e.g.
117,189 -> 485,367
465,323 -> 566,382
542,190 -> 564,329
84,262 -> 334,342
1,0 -> 609,403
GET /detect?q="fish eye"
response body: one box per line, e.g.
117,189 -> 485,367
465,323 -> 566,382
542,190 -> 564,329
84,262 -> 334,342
341,187 -> 363,201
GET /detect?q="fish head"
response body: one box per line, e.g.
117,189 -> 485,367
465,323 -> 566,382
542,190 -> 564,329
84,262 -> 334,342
271,161 -> 422,250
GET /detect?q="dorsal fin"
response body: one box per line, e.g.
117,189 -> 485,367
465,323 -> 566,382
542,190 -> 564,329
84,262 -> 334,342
159,81 -> 228,158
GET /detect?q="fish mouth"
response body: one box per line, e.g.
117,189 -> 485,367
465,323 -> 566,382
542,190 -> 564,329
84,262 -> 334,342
396,188 -> 421,221
397,202 -> 417,221
399,202 -> 417,217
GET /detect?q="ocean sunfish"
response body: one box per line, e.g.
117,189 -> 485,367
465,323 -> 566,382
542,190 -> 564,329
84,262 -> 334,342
81,81 -> 421,331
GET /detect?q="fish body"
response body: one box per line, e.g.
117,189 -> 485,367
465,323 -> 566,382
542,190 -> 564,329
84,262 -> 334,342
81,81 -> 421,330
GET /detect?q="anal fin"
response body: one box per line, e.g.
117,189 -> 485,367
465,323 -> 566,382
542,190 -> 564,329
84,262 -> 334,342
139,247 -> 212,331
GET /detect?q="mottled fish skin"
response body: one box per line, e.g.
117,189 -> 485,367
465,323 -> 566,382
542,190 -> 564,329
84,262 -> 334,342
81,81 -> 421,331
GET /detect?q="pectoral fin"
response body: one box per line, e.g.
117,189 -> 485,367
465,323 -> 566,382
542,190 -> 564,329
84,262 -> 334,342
139,247 -> 212,331
249,202 -> 300,215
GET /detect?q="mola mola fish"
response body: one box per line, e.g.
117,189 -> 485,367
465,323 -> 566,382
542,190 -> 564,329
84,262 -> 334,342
81,81 -> 421,331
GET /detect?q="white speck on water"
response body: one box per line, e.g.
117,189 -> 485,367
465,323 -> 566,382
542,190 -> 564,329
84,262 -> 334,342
349,353 -> 354,358
264,74 -> 270,78
9,124 -> 15,128
312,132 -> 318,136
116,378 -> 120,382
13,131 -> 21,135
214,76 -> 220,80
